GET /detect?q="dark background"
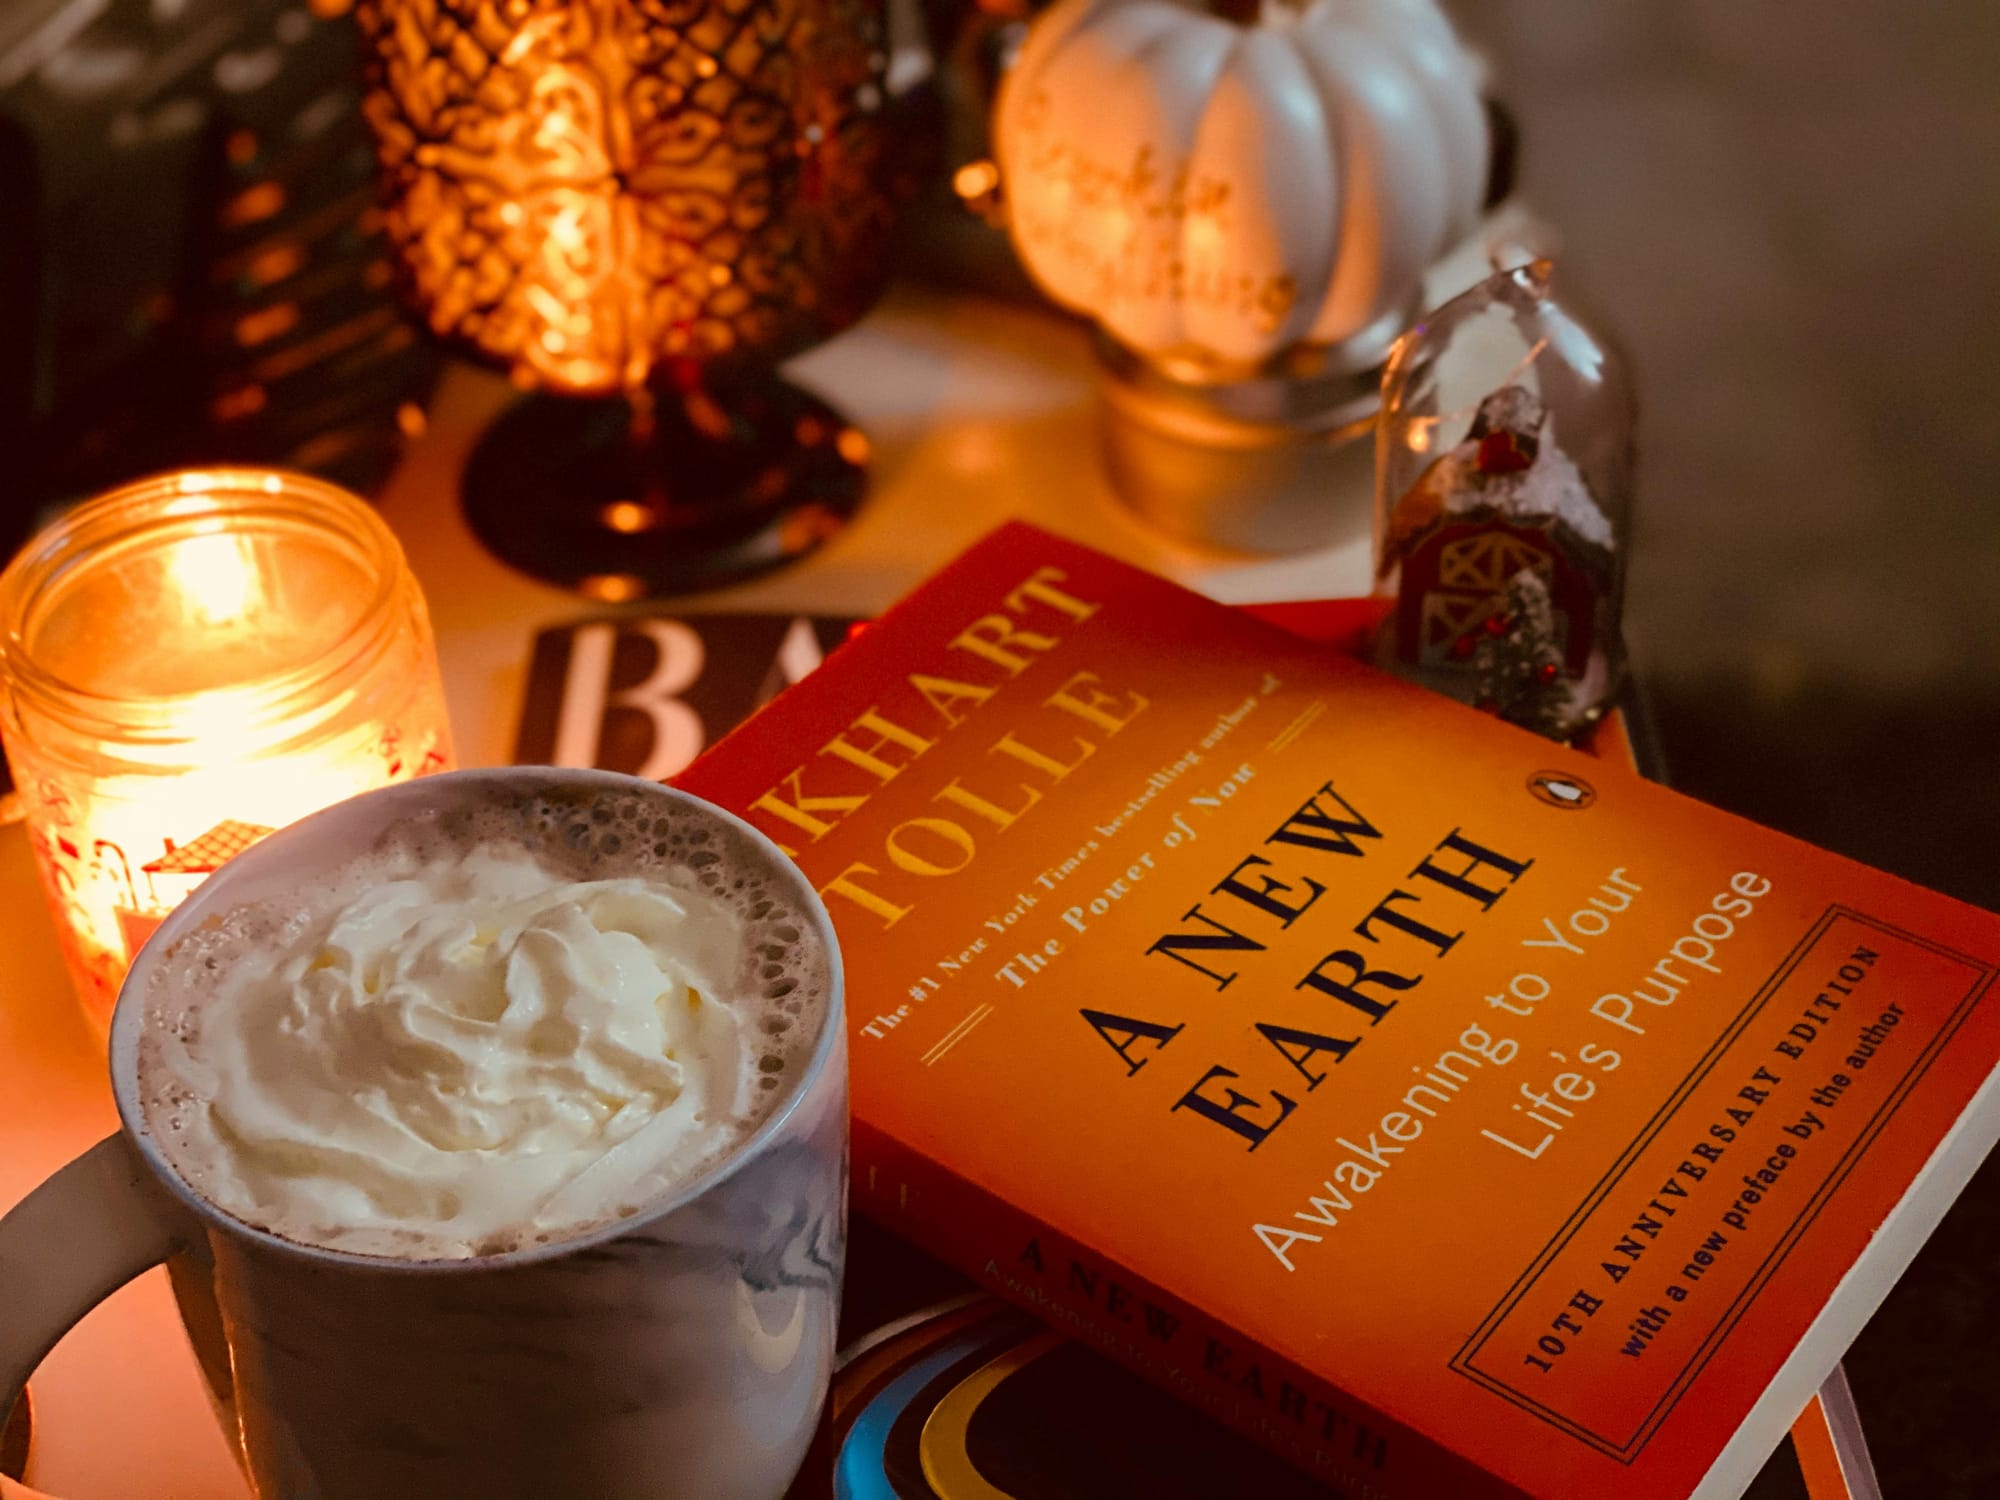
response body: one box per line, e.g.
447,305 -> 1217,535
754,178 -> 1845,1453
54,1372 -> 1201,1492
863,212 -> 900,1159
1443,1 -> 2000,1493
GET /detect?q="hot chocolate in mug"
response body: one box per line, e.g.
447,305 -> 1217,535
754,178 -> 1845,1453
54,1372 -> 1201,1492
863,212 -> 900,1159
0,768 -> 847,1499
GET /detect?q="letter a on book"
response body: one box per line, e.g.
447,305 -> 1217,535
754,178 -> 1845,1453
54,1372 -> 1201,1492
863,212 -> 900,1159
680,523 -> 2000,1500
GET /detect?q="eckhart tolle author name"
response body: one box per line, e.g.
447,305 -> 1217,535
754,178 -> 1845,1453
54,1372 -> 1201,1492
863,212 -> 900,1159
682,522 -> 2000,1500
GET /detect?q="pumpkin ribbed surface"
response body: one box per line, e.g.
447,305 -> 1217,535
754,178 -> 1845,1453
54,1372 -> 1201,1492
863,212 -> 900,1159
996,0 -> 1487,368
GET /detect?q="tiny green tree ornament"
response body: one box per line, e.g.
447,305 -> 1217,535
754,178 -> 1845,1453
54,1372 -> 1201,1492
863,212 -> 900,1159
1373,260 -> 1637,740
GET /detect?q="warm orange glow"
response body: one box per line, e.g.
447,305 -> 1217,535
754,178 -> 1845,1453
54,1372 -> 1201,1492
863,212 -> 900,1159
0,473 -> 456,1025
226,130 -> 261,167
56,717 -> 437,1024
221,181 -> 287,230
953,160 -> 1000,200
236,302 -> 302,347
396,401 -> 429,439
836,427 -> 871,465
357,0 -> 894,398
599,501 -> 659,534
162,509 -> 264,628
211,385 -> 269,422
535,108 -> 578,156
247,305 -> 400,384
580,573 -> 646,602
245,244 -> 307,288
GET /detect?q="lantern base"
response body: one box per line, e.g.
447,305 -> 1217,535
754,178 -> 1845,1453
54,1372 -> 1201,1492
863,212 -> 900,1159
460,377 -> 868,600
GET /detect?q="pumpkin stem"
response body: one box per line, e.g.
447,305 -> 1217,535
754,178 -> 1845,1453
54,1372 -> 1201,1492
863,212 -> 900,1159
1212,0 -> 1261,23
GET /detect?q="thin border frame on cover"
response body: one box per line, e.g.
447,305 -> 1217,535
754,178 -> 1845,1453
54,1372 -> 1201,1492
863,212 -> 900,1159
1620,676 -> 1890,1500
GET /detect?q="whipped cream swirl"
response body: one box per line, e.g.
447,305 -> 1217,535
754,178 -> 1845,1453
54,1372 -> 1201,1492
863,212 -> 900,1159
164,848 -> 753,1257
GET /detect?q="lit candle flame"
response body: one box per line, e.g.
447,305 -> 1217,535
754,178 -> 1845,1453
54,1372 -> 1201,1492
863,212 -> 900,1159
165,490 -> 266,628
169,524 -> 262,627
4,468 -> 455,1029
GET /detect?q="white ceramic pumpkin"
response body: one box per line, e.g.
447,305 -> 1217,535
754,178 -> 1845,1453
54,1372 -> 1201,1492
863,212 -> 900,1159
994,0 -> 1488,369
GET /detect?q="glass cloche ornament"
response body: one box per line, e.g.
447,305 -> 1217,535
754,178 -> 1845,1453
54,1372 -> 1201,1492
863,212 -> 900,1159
1372,259 -> 1635,740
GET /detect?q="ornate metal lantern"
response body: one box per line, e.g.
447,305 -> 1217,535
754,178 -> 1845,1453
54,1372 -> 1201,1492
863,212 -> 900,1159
357,0 -> 897,595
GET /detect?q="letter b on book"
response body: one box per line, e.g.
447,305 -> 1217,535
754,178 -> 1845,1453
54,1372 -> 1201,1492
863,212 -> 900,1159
515,614 -> 859,779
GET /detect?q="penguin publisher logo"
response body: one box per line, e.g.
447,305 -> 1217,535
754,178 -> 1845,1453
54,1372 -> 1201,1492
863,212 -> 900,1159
1529,771 -> 1597,810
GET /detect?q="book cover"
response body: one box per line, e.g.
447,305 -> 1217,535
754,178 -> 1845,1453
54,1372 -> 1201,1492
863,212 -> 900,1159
678,523 -> 2000,1498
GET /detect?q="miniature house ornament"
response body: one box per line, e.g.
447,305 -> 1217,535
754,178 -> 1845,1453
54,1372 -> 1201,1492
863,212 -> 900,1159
1372,259 -> 1636,739
990,0 -> 1490,552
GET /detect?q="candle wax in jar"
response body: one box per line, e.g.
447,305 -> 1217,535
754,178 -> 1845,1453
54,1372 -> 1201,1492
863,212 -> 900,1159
7,495 -> 452,1027
28,514 -> 375,701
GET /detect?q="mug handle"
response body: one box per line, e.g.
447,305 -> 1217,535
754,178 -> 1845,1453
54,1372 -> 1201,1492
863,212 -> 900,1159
0,1135 -> 188,1449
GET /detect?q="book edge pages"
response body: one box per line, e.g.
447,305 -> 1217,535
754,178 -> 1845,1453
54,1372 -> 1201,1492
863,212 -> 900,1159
681,522 -> 1994,1497
1696,1053 -> 2000,1498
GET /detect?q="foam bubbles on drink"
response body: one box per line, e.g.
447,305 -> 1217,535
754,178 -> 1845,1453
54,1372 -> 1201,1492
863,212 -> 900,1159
135,782 -> 829,1261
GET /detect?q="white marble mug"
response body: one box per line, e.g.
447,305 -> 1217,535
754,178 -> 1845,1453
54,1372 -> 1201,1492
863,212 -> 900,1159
0,768 -> 848,1499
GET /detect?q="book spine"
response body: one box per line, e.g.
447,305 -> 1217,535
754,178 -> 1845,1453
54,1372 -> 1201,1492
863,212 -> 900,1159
853,1118 -> 1524,1500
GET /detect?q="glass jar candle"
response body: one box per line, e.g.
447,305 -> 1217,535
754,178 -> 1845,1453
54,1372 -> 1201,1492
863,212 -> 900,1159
0,469 -> 455,1028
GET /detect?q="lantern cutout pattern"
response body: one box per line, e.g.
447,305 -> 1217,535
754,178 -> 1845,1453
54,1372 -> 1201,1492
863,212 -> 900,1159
993,0 -> 1489,373
357,0 -> 897,597
1373,260 -> 1635,740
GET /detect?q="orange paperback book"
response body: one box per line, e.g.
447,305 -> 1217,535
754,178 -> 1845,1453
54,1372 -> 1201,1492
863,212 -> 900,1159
678,524 -> 2000,1499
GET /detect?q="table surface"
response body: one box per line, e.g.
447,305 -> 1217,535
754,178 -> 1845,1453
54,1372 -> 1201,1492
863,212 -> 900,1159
0,273 -> 1409,1499
4,208 -> 1900,1498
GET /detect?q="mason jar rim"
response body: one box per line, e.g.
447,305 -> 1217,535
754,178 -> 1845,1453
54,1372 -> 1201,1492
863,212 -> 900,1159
0,468 -> 410,750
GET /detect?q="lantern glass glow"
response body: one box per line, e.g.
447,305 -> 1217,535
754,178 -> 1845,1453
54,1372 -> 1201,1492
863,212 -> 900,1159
0,469 -> 455,1029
